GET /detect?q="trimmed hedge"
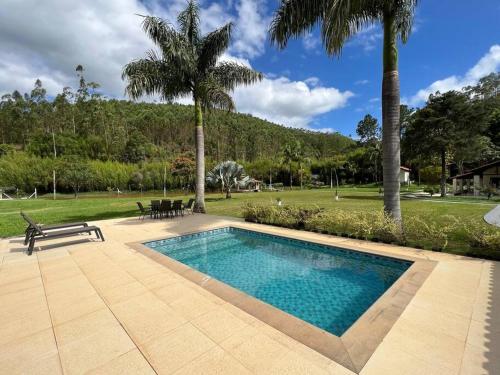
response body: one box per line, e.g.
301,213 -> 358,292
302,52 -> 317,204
242,203 -> 500,258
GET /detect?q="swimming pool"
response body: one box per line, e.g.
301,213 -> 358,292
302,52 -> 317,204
144,227 -> 412,336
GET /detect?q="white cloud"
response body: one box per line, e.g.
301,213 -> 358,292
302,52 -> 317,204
355,79 -> 370,85
303,32 -> 320,51
233,76 -> 353,128
346,25 -> 382,52
231,0 -> 269,58
405,45 -> 500,106
304,77 -> 320,87
0,0 -> 153,97
0,0 -> 269,98
0,0 -> 352,129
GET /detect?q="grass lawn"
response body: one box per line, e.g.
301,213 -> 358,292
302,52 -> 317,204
1,188 -> 497,255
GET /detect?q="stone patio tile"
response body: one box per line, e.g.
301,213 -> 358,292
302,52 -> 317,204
54,308 -> 118,344
58,323 -> 135,374
43,273 -> 96,297
119,259 -> 167,280
398,302 -> 471,342
168,287 -> 219,320
87,349 -> 155,375
140,271 -> 181,290
220,326 -> 289,373
361,339 -> 455,375
0,275 -> 42,296
265,350 -> 332,375
409,287 -> 475,319
48,292 -> 106,326
459,343 -> 499,375
173,346 -> 252,375
55,309 -> 136,374
0,284 -> 46,312
0,328 -> 61,374
141,323 -> 217,374
465,318 -> 500,352
98,280 -> 149,305
152,282 -> 193,303
0,263 -> 40,284
90,270 -> 137,291
385,318 -> 466,373
191,306 -> 249,343
0,305 -> 52,346
110,292 -> 187,344
41,264 -> 82,284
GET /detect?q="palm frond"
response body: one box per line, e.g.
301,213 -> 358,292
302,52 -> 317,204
393,0 -> 418,43
269,0 -> 325,49
178,0 -> 200,45
322,0 -> 381,55
198,79 -> 235,112
198,23 -> 232,73
210,62 -> 263,91
122,58 -> 191,101
141,16 -> 175,47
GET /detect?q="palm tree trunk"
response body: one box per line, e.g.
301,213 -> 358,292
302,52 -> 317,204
289,165 -> 293,190
382,12 -> 402,223
194,99 -> 206,213
440,148 -> 446,197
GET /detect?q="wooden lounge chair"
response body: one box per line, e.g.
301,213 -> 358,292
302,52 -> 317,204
22,214 -> 104,256
136,202 -> 152,220
184,198 -> 195,215
21,212 -> 88,245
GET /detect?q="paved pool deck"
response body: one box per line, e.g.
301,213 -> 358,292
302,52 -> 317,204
1,215 -> 499,375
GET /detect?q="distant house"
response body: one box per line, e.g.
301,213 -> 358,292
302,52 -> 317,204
237,178 -> 262,192
451,160 -> 500,196
399,166 -> 411,186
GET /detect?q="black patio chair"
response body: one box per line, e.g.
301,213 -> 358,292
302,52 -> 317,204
184,198 -> 195,215
150,200 -> 161,219
136,202 -> 152,220
160,200 -> 173,219
21,212 -> 89,245
21,212 -> 104,256
173,200 -> 184,217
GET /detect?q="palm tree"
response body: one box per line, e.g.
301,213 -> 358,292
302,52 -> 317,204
207,160 -> 248,199
269,0 -> 418,223
281,141 -> 299,190
123,1 -> 262,212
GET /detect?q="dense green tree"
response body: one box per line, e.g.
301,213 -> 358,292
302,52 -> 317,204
356,114 -> 380,145
122,1 -> 262,212
403,91 -> 485,196
269,0 -> 419,223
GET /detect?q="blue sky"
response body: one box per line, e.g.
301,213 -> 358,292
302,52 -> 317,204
233,0 -> 500,136
0,0 -> 499,137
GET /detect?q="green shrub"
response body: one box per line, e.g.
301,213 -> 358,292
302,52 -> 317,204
371,210 -> 404,244
242,203 -> 320,229
404,215 -> 458,251
464,221 -> 500,256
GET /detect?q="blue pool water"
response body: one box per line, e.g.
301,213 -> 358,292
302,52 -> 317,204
145,227 -> 411,336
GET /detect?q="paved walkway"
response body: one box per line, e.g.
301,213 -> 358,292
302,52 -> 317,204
1,215 -> 499,374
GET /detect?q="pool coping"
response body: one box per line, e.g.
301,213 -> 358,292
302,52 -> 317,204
127,224 -> 436,374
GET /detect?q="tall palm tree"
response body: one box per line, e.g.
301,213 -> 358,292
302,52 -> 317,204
123,1 -> 262,212
269,0 -> 418,223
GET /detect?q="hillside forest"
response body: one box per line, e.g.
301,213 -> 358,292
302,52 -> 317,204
0,67 -> 498,196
